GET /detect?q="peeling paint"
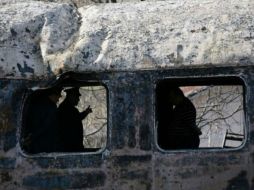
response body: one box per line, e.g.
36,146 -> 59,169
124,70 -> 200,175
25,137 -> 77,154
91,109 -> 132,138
17,63 -> 34,77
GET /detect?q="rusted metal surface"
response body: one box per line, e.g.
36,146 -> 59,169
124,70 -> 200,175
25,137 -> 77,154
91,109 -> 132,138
0,66 -> 253,189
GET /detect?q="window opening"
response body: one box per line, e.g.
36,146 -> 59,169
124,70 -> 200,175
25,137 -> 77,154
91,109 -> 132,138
156,79 -> 245,150
21,84 -> 107,154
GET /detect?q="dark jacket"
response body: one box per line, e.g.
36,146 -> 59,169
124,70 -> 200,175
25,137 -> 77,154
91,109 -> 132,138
58,100 -> 85,152
26,96 -> 60,153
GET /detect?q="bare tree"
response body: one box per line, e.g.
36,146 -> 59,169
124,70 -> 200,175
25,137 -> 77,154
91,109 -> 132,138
187,85 -> 244,148
78,86 -> 107,148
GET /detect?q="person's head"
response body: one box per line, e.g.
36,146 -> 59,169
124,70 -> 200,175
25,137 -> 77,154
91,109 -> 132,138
47,87 -> 63,103
167,86 -> 184,105
64,87 -> 81,106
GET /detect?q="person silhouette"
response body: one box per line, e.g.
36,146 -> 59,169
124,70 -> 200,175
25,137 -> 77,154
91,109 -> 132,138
157,85 -> 201,149
24,87 -> 63,153
58,87 -> 92,152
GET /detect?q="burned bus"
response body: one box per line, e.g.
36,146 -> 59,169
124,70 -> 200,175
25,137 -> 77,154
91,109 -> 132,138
0,0 -> 253,189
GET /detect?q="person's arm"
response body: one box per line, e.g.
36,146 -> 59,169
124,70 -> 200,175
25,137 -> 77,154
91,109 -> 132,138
80,105 -> 92,120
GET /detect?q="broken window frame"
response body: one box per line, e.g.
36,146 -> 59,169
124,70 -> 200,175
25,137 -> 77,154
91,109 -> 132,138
155,76 -> 247,152
19,74 -> 109,156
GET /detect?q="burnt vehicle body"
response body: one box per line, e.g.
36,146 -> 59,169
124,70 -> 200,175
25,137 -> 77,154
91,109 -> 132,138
0,2 -> 254,190
0,66 -> 253,189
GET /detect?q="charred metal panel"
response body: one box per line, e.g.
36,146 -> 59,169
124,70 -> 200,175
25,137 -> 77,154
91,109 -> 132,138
23,171 -> 106,189
34,154 -> 103,169
0,66 -> 253,189
112,155 -> 152,167
226,171 -> 250,190
1,1 -> 254,189
110,72 -> 152,150
109,155 -> 152,190
0,158 -> 16,170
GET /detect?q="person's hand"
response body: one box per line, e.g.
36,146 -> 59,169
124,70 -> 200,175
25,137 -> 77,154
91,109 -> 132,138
85,105 -> 92,114
80,106 -> 93,119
